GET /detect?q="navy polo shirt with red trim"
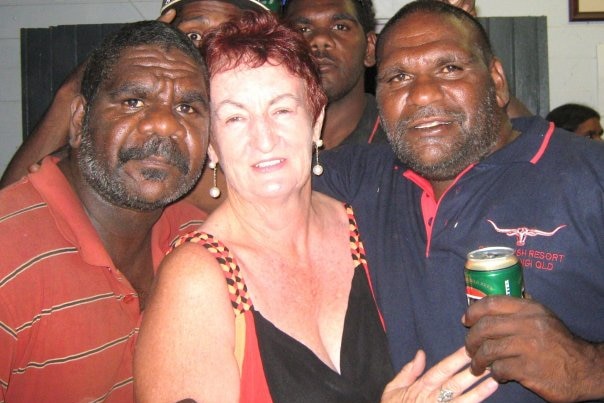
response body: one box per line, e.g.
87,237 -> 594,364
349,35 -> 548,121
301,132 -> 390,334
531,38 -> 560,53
313,116 -> 604,402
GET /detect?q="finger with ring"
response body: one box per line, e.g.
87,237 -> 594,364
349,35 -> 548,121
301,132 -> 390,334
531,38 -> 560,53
437,387 -> 455,402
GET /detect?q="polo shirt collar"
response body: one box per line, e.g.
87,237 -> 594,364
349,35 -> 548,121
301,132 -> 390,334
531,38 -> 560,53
481,116 -> 555,166
29,157 -> 115,267
401,116 -> 555,193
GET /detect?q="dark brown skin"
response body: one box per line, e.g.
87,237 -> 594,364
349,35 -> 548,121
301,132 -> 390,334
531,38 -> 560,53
0,10 -> 177,189
438,0 -> 533,120
376,12 -> 512,200
463,296 -> 604,402
60,45 -> 210,309
0,3 -> 230,207
60,155 -> 158,308
163,1 -> 247,213
377,9 -> 603,402
284,0 -> 376,150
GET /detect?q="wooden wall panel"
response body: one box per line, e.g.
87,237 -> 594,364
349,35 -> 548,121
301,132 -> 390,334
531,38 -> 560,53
20,23 -> 124,139
478,16 -> 549,117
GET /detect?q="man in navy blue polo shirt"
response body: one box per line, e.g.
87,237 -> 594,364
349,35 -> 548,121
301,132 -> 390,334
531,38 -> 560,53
314,2 -> 604,402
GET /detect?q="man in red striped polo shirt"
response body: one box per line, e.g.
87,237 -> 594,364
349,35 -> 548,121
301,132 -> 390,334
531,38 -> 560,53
0,20 -> 209,402
0,0 -> 269,217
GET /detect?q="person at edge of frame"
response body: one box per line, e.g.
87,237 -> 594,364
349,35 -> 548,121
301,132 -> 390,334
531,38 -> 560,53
313,1 -> 604,402
0,20 -> 210,402
0,0 -> 269,217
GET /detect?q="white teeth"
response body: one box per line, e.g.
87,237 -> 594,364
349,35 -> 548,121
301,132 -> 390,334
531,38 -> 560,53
415,121 -> 450,129
256,160 -> 281,168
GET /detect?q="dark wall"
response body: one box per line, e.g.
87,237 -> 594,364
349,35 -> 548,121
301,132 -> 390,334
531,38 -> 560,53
479,16 -> 549,117
20,23 -> 124,140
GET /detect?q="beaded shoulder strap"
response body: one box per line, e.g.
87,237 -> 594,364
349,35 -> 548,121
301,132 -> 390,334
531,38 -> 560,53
345,204 -> 368,270
170,231 -> 253,314
171,207 -> 369,316
345,204 -> 385,329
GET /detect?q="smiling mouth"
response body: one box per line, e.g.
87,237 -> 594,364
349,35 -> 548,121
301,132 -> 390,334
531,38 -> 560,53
414,121 -> 452,129
254,159 -> 283,169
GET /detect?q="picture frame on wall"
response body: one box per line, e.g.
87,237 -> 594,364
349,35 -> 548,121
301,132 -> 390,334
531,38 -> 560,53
570,0 -> 604,21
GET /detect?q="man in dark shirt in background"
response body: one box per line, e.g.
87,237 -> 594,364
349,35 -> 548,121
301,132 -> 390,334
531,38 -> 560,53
282,0 -> 388,148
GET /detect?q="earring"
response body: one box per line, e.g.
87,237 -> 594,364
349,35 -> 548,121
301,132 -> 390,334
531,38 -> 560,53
312,139 -> 324,176
208,160 -> 221,198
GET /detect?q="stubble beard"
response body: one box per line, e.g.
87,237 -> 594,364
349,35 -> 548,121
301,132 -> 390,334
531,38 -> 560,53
382,85 -> 502,181
77,118 -> 201,211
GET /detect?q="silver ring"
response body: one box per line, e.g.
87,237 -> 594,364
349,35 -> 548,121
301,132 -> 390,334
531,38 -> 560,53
437,387 -> 455,403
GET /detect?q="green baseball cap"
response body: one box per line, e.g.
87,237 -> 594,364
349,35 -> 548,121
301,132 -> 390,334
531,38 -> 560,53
160,0 -> 269,14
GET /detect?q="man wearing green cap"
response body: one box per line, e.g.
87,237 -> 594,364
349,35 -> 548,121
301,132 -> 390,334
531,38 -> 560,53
160,0 -> 268,49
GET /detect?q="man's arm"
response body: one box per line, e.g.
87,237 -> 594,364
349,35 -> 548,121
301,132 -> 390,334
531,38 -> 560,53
0,10 -> 178,189
0,63 -> 84,187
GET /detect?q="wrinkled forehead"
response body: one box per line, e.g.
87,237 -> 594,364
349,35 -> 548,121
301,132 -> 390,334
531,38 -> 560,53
210,62 -> 305,103
173,1 -> 244,29
377,12 -> 480,65
285,0 -> 360,21
102,45 -> 207,89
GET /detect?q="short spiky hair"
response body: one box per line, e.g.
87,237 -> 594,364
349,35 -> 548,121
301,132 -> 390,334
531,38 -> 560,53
201,11 -> 327,123
376,0 -> 493,66
283,0 -> 376,33
81,20 -> 208,107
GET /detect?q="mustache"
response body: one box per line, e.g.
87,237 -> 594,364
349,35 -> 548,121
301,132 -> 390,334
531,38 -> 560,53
118,136 -> 189,175
313,49 -> 335,64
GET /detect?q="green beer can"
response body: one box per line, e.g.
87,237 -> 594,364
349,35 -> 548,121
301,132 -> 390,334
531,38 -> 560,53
465,246 -> 524,305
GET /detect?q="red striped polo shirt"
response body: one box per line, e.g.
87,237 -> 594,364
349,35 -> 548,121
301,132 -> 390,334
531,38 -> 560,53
0,157 -> 206,403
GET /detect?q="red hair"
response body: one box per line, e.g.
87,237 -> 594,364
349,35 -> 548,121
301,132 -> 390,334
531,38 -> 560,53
200,11 -> 327,123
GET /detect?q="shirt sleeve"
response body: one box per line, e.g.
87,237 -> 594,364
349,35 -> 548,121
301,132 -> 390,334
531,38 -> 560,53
312,143 -> 395,204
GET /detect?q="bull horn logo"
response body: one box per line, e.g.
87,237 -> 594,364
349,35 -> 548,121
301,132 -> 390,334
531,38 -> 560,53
487,220 -> 566,246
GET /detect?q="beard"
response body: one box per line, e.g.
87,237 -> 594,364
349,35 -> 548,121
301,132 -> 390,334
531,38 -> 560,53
381,85 -> 502,181
77,119 -> 201,211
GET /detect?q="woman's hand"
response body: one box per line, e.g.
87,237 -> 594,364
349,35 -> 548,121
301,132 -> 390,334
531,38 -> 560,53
381,347 -> 498,403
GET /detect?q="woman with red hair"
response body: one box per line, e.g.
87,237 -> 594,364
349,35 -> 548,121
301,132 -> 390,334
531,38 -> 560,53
135,11 -> 497,403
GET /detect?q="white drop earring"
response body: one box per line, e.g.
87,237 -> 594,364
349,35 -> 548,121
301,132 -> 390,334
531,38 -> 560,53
312,139 -> 324,176
208,160 -> 221,198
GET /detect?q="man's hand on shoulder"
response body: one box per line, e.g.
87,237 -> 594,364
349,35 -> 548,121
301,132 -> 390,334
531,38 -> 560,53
157,8 -> 176,24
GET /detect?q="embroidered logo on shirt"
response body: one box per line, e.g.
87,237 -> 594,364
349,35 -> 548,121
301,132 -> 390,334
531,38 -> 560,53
487,220 -> 566,246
